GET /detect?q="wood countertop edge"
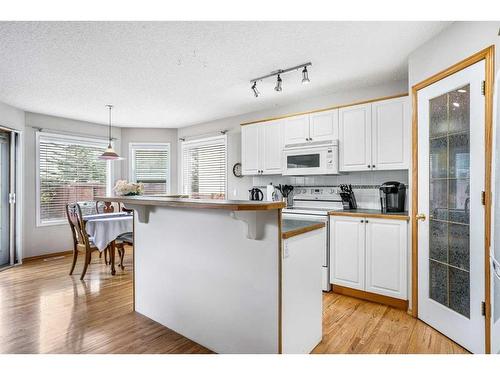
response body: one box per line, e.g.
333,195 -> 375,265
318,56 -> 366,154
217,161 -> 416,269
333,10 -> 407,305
282,222 -> 325,239
95,197 -> 286,211
328,211 -> 410,221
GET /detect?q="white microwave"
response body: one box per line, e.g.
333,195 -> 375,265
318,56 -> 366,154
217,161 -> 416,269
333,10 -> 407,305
282,140 -> 339,175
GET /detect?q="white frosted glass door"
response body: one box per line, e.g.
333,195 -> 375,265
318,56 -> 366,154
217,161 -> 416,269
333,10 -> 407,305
417,60 -> 485,353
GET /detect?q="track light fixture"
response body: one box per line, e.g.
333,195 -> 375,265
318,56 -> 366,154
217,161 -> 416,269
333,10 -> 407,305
275,74 -> 282,92
249,62 -> 311,97
251,81 -> 260,97
302,66 -> 310,84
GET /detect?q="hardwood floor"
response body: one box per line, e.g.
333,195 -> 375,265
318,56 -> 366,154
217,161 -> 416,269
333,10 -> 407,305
0,249 -> 467,354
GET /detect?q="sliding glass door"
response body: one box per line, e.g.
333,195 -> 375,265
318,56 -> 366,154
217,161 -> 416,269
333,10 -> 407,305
0,131 -> 11,268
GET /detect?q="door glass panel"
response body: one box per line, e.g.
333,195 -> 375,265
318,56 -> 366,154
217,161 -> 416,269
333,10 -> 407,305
286,154 -> 320,169
0,132 -> 10,268
428,84 -> 471,318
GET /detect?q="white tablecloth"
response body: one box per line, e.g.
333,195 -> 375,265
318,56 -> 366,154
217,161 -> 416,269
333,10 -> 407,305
84,213 -> 133,251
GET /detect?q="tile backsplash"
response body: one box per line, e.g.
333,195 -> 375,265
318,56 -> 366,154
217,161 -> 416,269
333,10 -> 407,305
252,170 -> 409,210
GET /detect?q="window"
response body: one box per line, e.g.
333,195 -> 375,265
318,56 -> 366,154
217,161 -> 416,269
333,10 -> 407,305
181,135 -> 227,199
36,132 -> 111,226
129,143 -> 170,195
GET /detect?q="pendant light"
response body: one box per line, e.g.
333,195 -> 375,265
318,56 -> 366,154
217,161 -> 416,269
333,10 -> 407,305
99,105 -> 122,160
301,66 -> 310,84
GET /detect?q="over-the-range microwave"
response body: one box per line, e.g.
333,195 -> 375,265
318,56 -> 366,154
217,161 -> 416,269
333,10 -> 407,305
282,140 -> 339,175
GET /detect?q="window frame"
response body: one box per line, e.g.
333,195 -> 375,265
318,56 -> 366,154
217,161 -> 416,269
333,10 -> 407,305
180,134 -> 227,198
35,131 -> 112,227
128,142 -> 171,195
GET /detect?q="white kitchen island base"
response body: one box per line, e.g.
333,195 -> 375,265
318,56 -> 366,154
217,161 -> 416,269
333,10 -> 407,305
96,196 -> 325,354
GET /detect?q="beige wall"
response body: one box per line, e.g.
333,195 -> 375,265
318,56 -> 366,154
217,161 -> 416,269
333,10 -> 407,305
23,112 -> 122,258
120,127 -> 178,193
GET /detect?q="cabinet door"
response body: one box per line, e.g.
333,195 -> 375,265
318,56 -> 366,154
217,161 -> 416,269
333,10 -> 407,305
241,124 -> 260,175
309,110 -> 338,142
365,218 -> 407,299
339,104 -> 372,171
329,216 -> 365,290
371,97 -> 409,170
262,120 -> 283,174
283,115 -> 310,146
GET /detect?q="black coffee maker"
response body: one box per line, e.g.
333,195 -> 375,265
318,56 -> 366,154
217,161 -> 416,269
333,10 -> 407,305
379,181 -> 406,212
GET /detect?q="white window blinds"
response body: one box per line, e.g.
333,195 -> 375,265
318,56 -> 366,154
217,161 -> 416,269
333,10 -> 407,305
37,132 -> 110,225
130,143 -> 170,195
181,135 -> 227,199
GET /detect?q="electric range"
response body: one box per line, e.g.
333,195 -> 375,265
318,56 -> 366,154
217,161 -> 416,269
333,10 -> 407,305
282,187 -> 343,291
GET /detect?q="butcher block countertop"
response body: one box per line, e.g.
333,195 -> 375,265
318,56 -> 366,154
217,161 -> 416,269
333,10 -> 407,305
329,208 -> 409,221
282,219 -> 326,239
95,195 -> 286,211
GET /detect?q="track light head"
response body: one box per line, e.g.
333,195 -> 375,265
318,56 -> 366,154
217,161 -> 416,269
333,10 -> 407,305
301,66 -> 310,84
275,74 -> 282,92
251,81 -> 260,97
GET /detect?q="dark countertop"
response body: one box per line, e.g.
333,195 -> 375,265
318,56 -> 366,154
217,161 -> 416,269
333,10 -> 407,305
328,208 -> 409,221
282,219 -> 326,239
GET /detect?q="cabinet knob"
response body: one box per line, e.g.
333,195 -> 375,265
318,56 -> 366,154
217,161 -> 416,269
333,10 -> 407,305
367,165 -> 371,169
365,220 -> 369,223
360,220 -> 364,223
372,165 -> 376,168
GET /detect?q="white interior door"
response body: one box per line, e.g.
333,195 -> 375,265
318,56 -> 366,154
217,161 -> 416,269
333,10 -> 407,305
417,60 -> 485,353
491,72 -> 500,354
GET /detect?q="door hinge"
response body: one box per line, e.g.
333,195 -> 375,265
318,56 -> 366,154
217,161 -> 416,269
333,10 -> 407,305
481,301 -> 486,316
481,191 -> 486,205
8,193 -> 15,205
481,80 -> 486,96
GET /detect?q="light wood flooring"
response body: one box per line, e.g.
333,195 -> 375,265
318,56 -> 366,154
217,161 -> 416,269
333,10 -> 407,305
0,249 -> 467,354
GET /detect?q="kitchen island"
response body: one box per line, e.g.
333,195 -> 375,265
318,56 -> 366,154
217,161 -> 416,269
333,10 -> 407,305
96,196 -> 325,354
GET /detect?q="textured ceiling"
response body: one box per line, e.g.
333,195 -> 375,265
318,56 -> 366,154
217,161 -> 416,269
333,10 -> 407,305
0,21 -> 450,128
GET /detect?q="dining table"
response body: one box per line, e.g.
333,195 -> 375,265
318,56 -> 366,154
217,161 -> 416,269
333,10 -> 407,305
83,212 -> 133,275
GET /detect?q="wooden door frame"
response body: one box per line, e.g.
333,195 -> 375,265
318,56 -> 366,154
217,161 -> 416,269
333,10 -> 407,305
411,45 -> 495,353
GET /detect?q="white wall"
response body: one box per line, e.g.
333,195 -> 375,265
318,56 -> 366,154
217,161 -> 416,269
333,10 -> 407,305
0,101 -> 25,131
408,22 -> 499,87
120,127 -> 178,193
23,112 -> 122,258
178,80 -> 408,200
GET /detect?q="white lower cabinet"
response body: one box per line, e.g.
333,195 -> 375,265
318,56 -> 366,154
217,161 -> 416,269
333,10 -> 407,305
365,218 -> 407,299
330,216 -> 365,290
330,216 -> 407,300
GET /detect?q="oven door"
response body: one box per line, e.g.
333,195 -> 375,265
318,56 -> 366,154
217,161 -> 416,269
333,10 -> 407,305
283,148 -> 325,175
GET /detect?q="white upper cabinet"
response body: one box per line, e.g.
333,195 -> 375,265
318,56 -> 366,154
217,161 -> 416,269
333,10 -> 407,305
262,120 -> 283,174
365,218 -> 407,300
309,110 -> 339,142
241,120 -> 283,175
371,97 -> 410,170
283,115 -> 310,145
339,97 -> 409,172
241,124 -> 260,175
339,103 -> 372,172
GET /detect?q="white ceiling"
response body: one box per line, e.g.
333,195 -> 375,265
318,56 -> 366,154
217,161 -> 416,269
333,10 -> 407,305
0,21 -> 450,128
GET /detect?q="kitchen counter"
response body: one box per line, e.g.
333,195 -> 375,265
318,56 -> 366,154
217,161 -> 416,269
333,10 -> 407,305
329,208 -> 409,221
95,195 -> 285,211
282,219 -> 325,239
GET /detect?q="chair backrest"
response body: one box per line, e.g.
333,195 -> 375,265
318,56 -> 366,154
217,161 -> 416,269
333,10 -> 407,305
65,203 -> 91,247
96,201 -> 122,214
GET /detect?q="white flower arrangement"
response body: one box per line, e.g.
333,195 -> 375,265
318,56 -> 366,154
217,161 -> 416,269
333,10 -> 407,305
113,180 -> 145,196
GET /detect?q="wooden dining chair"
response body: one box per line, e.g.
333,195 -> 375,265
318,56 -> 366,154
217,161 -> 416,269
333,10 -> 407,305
66,202 -> 104,280
114,232 -> 133,270
95,201 -> 122,214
